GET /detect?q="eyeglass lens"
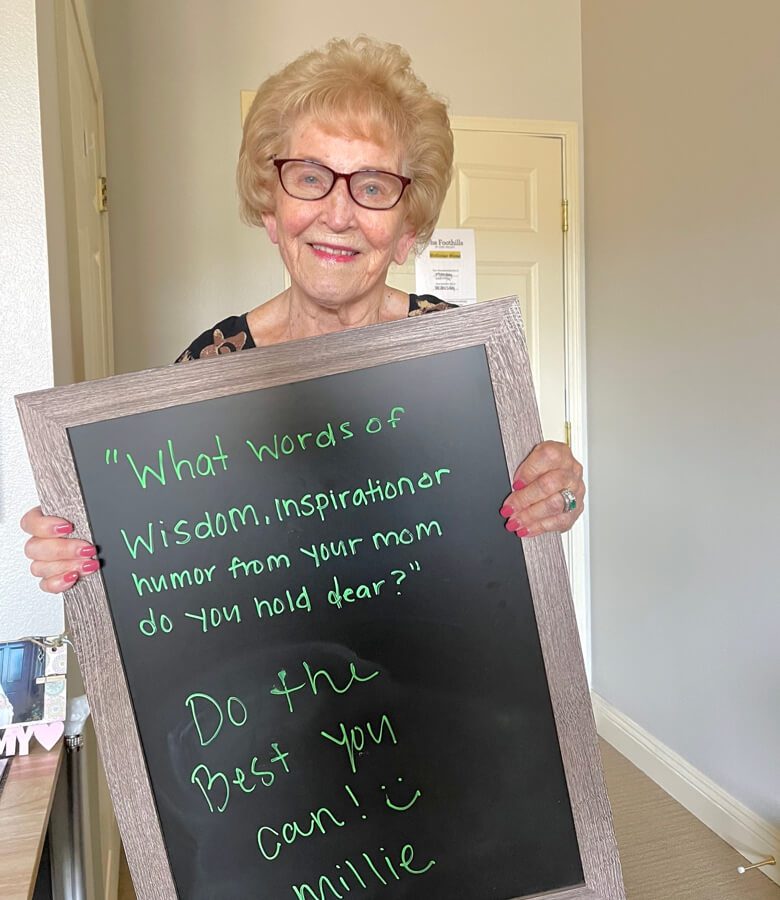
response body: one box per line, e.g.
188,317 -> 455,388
279,160 -> 405,209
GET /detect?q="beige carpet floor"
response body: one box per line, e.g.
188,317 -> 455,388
600,740 -> 778,899
118,739 -> 778,899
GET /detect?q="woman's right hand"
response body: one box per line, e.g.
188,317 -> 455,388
21,506 -> 99,594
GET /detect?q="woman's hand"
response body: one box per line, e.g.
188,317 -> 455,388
20,506 -> 99,594
499,441 -> 585,538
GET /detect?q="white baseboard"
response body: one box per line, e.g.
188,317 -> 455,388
592,693 -> 779,888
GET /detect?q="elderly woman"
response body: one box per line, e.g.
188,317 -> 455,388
21,36 -> 584,592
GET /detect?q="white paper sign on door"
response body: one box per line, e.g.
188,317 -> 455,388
415,228 -> 477,303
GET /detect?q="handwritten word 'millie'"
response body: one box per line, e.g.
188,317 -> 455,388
289,841 -> 436,899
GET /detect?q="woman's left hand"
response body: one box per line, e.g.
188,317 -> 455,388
499,441 -> 585,538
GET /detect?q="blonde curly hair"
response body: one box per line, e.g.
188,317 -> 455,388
237,36 -> 453,246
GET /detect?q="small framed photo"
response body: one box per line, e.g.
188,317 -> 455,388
0,637 -> 67,729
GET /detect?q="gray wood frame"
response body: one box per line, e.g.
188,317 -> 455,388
17,299 -> 625,900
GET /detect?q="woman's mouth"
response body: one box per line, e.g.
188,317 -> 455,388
309,243 -> 359,261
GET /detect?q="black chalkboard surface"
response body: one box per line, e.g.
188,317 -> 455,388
17,301 -> 625,900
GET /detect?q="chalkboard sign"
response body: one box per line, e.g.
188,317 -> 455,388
17,300 -> 625,900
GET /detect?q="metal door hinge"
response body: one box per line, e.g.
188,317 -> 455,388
98,176 -> 108,212
564,420 -> 572,447
561,199 -> 569,233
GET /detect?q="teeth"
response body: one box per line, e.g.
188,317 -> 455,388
312,244 -> 357,256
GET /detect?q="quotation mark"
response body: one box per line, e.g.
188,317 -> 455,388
105,448 -> 119,465
391,561 -> 422,594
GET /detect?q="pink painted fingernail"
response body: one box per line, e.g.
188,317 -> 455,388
54,523 -> 74,535
499,505 -> 513,517
79,545 -> 97,558
63,571 -> 79,583
512,479 -> 527,491
515,526 -> 530,538
505,518 -> 520,531
81,559 -> 100,574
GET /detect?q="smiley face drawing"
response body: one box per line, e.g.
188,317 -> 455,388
382,777 -> 422,812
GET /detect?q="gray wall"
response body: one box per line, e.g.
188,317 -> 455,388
93,0 -> 583,372
582,0 -> 779,822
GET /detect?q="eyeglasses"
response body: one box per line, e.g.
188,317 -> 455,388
273,158 -> 411,210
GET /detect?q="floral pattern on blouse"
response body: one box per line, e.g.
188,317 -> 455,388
199,327 -> 248,358
175,295 -> 455,363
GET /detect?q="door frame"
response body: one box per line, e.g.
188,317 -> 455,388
451,117 -> 591,680
52,5 -> 121,893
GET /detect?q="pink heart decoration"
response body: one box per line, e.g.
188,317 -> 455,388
32,720 -> 64,751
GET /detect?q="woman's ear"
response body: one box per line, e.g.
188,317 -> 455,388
393,223 -> 417,266
262,211 -> 279,245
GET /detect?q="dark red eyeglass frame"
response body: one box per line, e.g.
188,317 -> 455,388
273,158 -> 412,209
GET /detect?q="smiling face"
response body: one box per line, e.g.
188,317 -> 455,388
261,118 -> 417,312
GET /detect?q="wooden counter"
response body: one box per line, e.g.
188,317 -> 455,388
0,743 -> 63,900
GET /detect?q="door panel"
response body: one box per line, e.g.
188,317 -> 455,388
390,127 -> 565,443
59,0 -> 114,382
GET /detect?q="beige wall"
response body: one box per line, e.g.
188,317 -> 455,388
0,0 -> 61,642
582,0 -> 780,823
93,0 -> 583,372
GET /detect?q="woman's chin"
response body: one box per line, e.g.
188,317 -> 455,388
293,277 -> 378,310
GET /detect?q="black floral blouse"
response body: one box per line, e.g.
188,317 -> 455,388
175,294 -> 455,362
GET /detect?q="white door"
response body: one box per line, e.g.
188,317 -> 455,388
390,124 -> 566,444
57,0 -> 114,382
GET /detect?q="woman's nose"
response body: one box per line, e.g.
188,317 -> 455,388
318,177 -> 356,230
